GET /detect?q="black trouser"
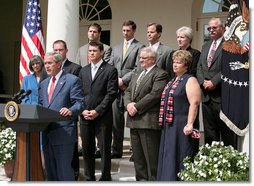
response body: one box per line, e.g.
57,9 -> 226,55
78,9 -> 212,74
202,100 -> 238,149
80,120 -> 112,181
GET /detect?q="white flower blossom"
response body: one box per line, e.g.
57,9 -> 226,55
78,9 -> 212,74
178,142 -> 249,181
0,127 -> 16,165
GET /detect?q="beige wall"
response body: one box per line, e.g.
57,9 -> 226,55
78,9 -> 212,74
40,0 -> 196,52
109,0 -> 192,49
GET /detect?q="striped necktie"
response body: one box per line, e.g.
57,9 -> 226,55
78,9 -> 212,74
207,40 -> 217,68
135,70 -> 147,94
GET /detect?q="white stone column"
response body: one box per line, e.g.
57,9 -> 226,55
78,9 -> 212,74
46,0 -> 79,62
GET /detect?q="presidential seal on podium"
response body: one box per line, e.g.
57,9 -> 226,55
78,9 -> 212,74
4,101 -> 20,122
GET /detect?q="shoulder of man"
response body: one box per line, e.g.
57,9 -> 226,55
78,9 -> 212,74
160,43 -> 172,51
63,71 -> 79,80
153,66 -> 169,76
78,43 -> 89,50
132,39 -> 145,47
66,59 -> 81,68
102,43 -> 111,49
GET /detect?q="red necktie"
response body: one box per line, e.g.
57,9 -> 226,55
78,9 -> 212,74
48,76 -> 56,102
207,41 -> 217,68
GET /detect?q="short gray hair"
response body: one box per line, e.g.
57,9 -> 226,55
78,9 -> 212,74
140,46 -> 158,60
45,51 -> 62,62
176,26 -> 193,43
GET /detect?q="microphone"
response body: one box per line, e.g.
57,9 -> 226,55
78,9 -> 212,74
12,89 -> 25,100
16,89 -> 32,102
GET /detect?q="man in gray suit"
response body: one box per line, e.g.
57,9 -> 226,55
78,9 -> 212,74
146,22 -> 172,72
109,20 -> 145,158
124,47 -> 168,180
196,17 -> 237,148
76,23 -> 112,67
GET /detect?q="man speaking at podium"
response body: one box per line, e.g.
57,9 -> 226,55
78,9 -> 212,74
39,52 -> 84,181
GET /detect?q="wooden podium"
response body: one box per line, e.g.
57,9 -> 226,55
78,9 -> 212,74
0,103 -> 68,181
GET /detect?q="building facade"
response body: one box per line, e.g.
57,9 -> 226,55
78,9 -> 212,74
0,0 -> 249,154
0,0 -> 235,95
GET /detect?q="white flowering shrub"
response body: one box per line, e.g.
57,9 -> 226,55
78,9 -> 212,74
0,126 -> 16,166
178,141 -> 249,181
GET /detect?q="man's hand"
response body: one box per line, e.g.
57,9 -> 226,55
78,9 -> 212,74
59,107 -> 72,117
203,80 -> 216,90
82,109 -> 99,120
118,78 -> 127,91
126,102 -> 137,116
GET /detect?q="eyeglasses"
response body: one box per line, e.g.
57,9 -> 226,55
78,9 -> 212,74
139,56 -> 152,60
207,26 -> 218,31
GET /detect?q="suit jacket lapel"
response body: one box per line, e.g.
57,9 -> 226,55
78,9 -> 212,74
122,39 -> 137,66
202,41 -> 212,70
131,73 -> 139,100
207,40 -> 223,69
44,78 -> 51,107
210,41 -> 222,67
133,66 -> 157,99
92,61 -> 106,82
49,73 -> 66,106
87,64 -> 93,81
205,41 -> 212,60
62,60 -> 70,71
156,44 -> 163,64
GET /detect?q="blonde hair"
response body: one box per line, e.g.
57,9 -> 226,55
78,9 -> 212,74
172,50 -> 192,71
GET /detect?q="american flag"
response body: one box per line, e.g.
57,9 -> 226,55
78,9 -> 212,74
19,0 -> 45,83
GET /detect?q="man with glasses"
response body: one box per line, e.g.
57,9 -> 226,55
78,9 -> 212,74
124,47 -> 168,180
196,17 -> 238,148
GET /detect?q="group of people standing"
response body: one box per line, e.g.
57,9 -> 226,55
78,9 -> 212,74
21,17 -> 238,181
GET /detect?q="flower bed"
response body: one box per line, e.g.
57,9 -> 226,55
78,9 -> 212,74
178,141 -> 249,181
0,126 -> 16,166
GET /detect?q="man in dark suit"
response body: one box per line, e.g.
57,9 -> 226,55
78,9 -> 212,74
124,47 -> 168,181
76,23 -> 111,158
53,39 -> 82,180
146,22 -> 172,71
109,20 -> 145,158
196,17 -> 237,148
79,41 -> 118,181
76,23 -> 112,67
53,40 -> 81,76
39,52 -> 84,181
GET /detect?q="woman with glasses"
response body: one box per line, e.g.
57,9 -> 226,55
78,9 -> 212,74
21,55 -> 45,104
